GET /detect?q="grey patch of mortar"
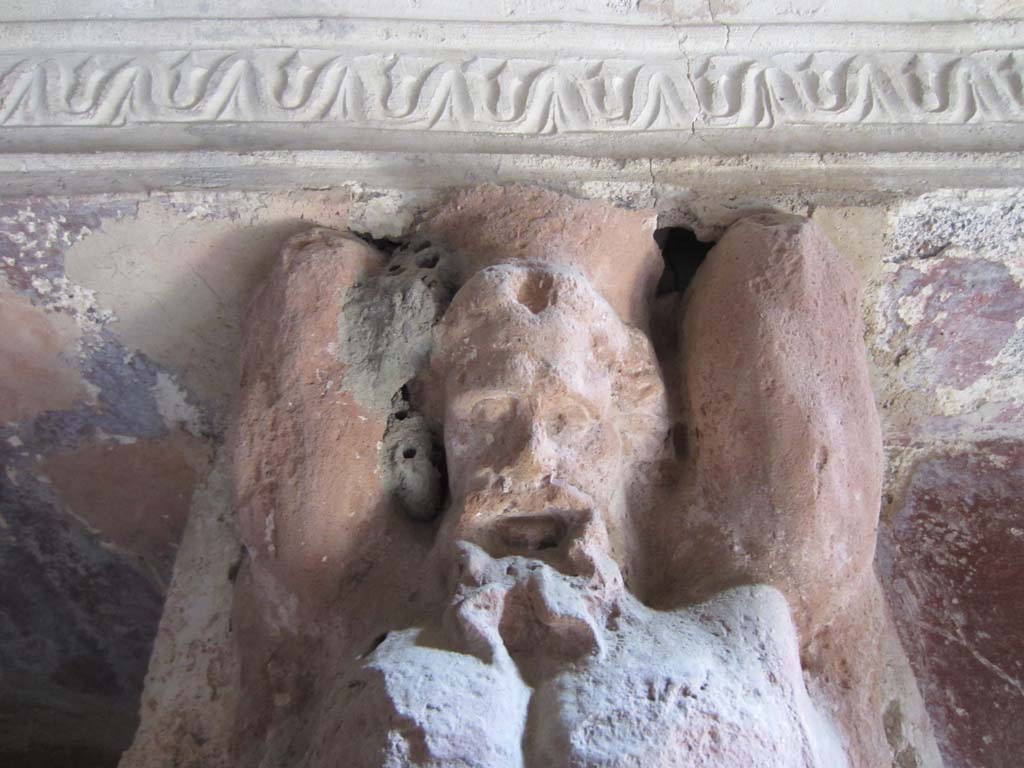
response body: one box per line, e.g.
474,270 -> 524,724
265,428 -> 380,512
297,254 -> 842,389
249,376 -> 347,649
338,240 -> 456,411
379,391 -> 444,522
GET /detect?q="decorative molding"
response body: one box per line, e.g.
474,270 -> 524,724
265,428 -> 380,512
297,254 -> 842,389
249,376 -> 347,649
0,8 -> 1021,192
3,150 -> 1023,199
2,49 -> 1022,132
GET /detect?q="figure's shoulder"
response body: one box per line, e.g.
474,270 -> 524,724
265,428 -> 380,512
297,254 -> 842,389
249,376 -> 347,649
685,584 -> 803,657
318,626 -> 532,768
699,582 -> 792,618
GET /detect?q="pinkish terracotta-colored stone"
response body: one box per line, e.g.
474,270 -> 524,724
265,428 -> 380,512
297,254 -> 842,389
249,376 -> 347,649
169,195 -> 940,768
671,214 -> 940,768
428,263 -> 668,579
303,258 -> 848,768
227,228 -> 450,758
230,228 -> 390,614
680,213 -> 883,636
419,184 -> 663,330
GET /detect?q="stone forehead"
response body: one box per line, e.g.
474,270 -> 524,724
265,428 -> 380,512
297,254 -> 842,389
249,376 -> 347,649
437,262 -> 632,354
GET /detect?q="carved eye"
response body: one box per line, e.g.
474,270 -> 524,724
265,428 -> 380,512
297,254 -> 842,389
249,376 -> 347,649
544,403 -> 591,437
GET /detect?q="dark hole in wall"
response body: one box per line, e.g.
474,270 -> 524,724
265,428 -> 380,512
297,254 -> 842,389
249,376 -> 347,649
654,227 -> 715,296
433,435 -> 449,512
350,230 -> 402,257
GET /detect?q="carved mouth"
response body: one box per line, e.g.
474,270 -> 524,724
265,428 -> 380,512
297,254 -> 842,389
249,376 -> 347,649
492,513 -> 568,551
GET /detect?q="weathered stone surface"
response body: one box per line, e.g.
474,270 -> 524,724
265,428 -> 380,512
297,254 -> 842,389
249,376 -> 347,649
680,214 -> 883,636
4,0 -> 1024,196
65,193 -> 354,410
883,255 -> 1018,388
877,253 -> 1024,436
872,190 -> 1024,440
226,227 -> 448,762
419,185 -> 663,329
864,193 -> 1024,766
673,213 -> 939,768
210,207 -> 937,768
428,262 -> 668,581
0,466 -> 165,767
0,192 -> 356,765
9,184 -> 1019,767
230,227 -> 391,612
319,548 -> 846,768
0,197 -> 202,768
879,439 -> 1024,768
800,574 -> 941,768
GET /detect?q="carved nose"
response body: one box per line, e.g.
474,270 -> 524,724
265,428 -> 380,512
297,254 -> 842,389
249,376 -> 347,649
508,427 -> 555,479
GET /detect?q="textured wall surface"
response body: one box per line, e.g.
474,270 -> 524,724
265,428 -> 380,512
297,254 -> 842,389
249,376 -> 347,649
870,191 -> 1024,768
0,185 -> 1021,767
0,191 -> 354,766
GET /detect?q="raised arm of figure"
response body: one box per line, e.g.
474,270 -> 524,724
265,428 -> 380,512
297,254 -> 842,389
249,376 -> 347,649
678,213 -> 884,638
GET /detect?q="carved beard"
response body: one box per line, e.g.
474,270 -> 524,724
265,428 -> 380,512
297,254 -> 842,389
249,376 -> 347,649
441,541 -> 625,683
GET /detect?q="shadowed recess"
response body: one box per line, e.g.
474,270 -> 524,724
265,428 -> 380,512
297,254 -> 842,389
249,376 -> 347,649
654,227 -> 715,296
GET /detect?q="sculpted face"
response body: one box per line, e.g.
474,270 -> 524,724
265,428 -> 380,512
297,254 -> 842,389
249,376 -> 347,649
224,212 -> 912,768
433,264 -> 667,573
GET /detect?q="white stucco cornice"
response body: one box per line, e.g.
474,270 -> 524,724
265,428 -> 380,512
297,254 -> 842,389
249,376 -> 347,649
1,2 -> 1021,194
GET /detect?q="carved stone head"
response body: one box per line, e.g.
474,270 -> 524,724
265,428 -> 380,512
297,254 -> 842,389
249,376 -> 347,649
431,263 -> 668,575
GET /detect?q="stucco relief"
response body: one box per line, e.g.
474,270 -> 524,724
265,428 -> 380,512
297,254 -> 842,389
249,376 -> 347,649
225,193 -> 939,767
3,49 -> 1021,129
2,13 -> 1022,196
